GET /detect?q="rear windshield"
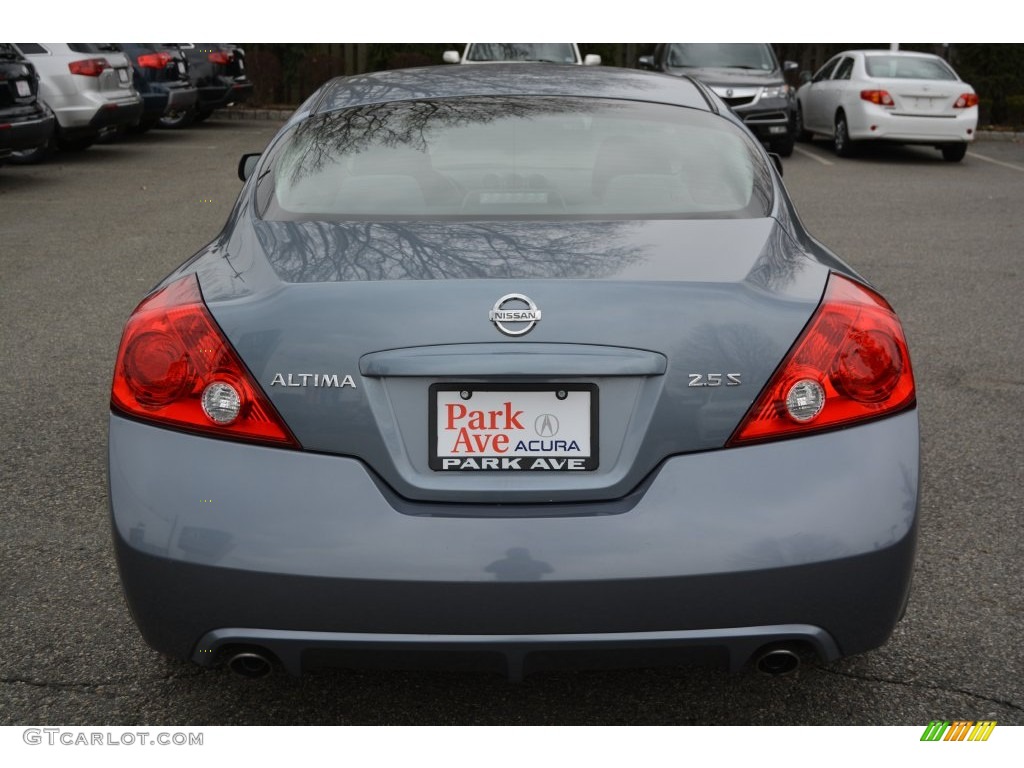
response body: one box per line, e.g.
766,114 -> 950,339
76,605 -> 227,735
865,55 -> 957,80
667,43 -> 777,72
465,44 -> 576,63
256,96 -> 772,221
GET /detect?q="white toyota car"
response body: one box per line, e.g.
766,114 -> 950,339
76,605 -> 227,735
794,49 -> 978,161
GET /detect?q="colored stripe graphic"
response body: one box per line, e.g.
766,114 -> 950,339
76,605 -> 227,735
945,721 -> 972,741
921,721 -> 950,741
968,721 -> 997,741
920,720 -> 996,741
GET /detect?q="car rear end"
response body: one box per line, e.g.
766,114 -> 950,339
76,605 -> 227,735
109,77 -> 919,679
849,52 -> 977,147
178,43 -> 253,120
120,43 -> 198,129
0,43 -> 55,160
14,43 -> 142,147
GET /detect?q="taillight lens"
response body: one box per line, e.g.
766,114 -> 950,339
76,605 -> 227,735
69,58 -> 108,77
728,274 -> 915,445
208,51 -> 232,65
954,93 -> 979,109
111,275 -> 298,447
860,89 -> 895,106
137,52 -> 172,69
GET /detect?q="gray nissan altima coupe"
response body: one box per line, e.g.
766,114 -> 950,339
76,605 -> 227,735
109,64 -> 919,680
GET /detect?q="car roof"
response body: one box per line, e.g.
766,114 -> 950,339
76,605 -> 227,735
838,49 -> 944,59
311,64 -> 713,115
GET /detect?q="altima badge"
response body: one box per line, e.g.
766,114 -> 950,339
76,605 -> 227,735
489,294 -> 542,336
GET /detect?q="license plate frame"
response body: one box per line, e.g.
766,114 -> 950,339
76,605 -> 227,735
430,383 -> 599,472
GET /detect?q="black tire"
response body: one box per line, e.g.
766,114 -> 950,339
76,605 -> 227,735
8,141 -> 54,165
941,143 -> 968,162
833,111 -> 855,158
770,134 -> 795,157
55,134 -> 95,152
158,108 -> 195,129
192,109 -> 214,124
794,103 -> 811,142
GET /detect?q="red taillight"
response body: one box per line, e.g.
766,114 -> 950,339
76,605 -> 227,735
69,58 -> 108,77
137,52 -> 172,69
954,93 -> 979,109
728,274 -> 915,445
860,89 -> 895,107
208,51 -> 232,65
111,275 -> 298,447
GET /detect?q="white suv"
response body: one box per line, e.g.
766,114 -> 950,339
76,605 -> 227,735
13,43 -> 142,160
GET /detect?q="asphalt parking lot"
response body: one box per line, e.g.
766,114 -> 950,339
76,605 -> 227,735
1,119 -> 1022,725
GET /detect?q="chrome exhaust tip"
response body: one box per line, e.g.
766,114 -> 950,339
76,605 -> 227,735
755,647 -> 801,676
227,651 -> 273,679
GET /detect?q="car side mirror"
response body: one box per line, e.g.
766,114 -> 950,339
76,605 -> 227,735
799,70 -> 812,85
583,54 -> 601,66
238,152 -> 261,182
768,152 -> 783,177
637,55 -> 654,70
442,50 -> 460,64
784,60 -> 799,72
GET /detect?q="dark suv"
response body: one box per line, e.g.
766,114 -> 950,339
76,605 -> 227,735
118,44 -> 198,132
0,43 -> 54,163
166,44 -> 253,127
639,43 -> 798,156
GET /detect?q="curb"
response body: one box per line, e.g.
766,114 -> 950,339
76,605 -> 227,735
219,107 -> 294,121
976,130 -> 1024,142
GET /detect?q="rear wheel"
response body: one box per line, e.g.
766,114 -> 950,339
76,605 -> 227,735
833,112 -> 855,157
55,135 -> 95,152
158,109 -> 195,129
941,143 -> 968,162
794,103 -> 811,142
128,118 -> 158,134
8,141 -> 54,164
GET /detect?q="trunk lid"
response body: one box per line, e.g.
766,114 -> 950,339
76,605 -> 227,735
872,77 -> 966,117
199,217 -> 828,503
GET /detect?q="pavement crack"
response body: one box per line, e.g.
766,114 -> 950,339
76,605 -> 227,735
818,667 -> 1024,713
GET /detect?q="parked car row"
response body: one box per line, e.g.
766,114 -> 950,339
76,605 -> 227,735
0,43 -> 252,165
637,44 -> 978,162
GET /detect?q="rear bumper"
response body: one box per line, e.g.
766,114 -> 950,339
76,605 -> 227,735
110,409 -> 919,674
47,92 -> 142,132
849,104 -> 977,143
0,109 -> 55,156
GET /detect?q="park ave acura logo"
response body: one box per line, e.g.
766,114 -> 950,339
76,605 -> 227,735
489,293 -> 541,336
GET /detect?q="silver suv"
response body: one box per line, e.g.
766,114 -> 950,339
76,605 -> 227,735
443,44 -> 601,65
13,43 -> 143,160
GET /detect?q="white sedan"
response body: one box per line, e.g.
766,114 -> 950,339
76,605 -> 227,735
794,49 -> 978,161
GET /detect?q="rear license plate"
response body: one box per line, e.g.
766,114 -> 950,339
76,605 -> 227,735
117,68 -> 129,85
430,384 -> 598,471
177,62 -> 186,76
15,79 -> 30,97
